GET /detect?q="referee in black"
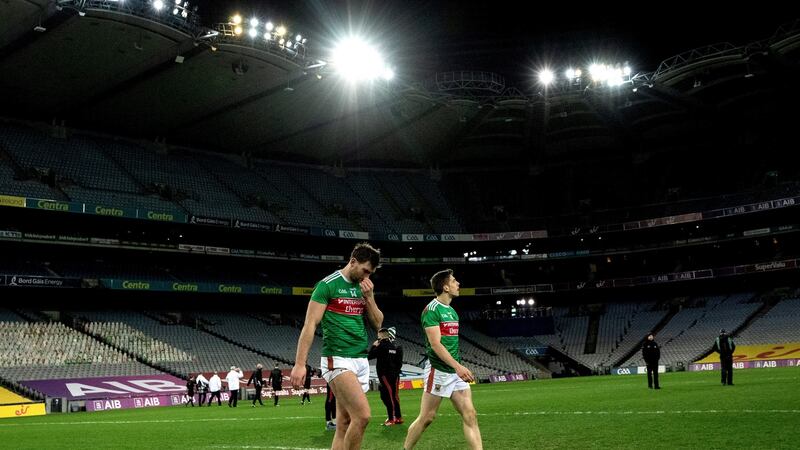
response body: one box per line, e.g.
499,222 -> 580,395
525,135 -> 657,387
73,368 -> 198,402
248,363 -> 264,406
368,326 -> 404,425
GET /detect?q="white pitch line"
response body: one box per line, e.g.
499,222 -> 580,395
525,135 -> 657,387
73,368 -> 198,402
209,446 -> 328,450
2,409 -> 798,428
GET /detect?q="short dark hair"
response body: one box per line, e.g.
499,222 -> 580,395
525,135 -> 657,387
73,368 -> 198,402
430,269 -> 454,295
351,242 -> 381,268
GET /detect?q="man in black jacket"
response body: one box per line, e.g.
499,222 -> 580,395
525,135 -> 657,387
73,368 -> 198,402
301,364 -> 313,405
641,334 -> 661,389
270,365 -> 283,406
368,326 -> 404,425
185,377 -> 196,406
713,329 -> 736,386
248,363 -> 264,406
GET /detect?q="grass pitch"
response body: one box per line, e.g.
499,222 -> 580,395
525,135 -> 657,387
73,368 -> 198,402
2,368 -> 798,449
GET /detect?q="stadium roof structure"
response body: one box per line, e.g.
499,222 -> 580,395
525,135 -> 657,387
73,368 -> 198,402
1,1 -> 799,167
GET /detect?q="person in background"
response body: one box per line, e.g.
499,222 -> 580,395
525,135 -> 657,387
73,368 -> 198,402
301,363 -> 313,405
185,376 -> 196,407
270,365 -> 283,406
714,329 -> 736,386
325,381 -> 337,431
248,363 -> 264,407
226,366 -> 244,407
642,334 -> 661,389
207,371 -> 222,406
195,373 -> 209,406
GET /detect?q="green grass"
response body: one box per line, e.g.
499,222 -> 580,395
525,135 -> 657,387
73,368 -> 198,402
2,368 -> 799,449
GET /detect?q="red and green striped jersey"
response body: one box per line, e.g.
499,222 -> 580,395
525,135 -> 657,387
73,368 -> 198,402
421,298 -> 460,373
311,271 -> 368,358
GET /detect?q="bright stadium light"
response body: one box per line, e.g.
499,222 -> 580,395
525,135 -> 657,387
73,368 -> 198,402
286,40 -> 293,48
264,32 -> 271,40
565,68 -> 575,79
172,7 -> 179,15
538,69 -> 554,85
275,25 -> 287,37
295,34 -> 302,42
248,28 -> 257,38
331,37 -> 394,82
623,65 -> 631,76
528,299 -> 535,305
249,18 -> 258,27
265,21 -> 274,31
234,25 -> 243,35
279,38 -> 285,45
153,0 -> 164,10
574,68 -> 582,77
231,14 -> 242,25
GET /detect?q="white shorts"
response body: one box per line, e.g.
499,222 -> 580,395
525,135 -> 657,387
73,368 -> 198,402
320,356 -> 370,393
423,362 -> 470,398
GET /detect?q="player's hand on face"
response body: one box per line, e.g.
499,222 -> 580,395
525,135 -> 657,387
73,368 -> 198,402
290,364 -> 306,389
360,278 -> 374,298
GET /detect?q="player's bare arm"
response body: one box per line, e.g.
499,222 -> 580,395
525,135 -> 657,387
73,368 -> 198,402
291,300 -> 325,388
424,325 -> 474,382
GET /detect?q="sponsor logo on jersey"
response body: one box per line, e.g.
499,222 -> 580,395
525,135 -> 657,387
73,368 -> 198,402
326,297 -> 365,315
440,321 -> 459,336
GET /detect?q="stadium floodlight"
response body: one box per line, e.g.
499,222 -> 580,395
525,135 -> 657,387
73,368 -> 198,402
302,38 -> 307,44
265,21 -> 274,31
250,18 -> 258,27
286,41 -> 293,48
295,34 -> 302,42
153,0 -> 164,10
234,25 -> 243,35
565,68 -> 575,79
231,14 -> 242,25
496,300 -> 502,305
538,69 -> 554,86
248,28 -> 257,38
172,7 -> 178,15
331,37 -> 394,82
264,32 -> 271,40
279,38 -> 285,45
275,25 -> 287,37
528,299 -> 534,305
574,68 -> 582,78
174,0 -> 180,4
623,65 -> 631,76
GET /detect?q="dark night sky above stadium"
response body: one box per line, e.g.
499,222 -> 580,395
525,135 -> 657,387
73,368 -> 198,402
195,1 -> 793,85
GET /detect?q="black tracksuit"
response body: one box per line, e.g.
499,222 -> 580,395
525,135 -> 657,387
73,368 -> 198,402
642,339 -> 661,389
185,379 -> 195,406
270,368 -> 283,405
196,379 -> 207,406
301,364 -> 312,404
248,368 -> 264,406
325,382 -> 337,422
368,338 -> 403,421
714,334 -> 736,385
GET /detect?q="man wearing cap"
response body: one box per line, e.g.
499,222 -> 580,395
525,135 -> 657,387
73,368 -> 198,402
713,329 -> 736,386
368,326 -> 404,425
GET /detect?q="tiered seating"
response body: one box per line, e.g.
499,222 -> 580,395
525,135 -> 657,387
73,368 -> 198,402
735,298 -> 800,345
0,321 -> 159,381
253,163 -> 328,228
193,153 -> 282,224
83,322 -> 194,363
535,308 -> 590,359
75,311 -> 268,375
0,123 -> 140,192
104,145 -> 240,218
623,294 -> 759,367
0,322 -> 129,366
